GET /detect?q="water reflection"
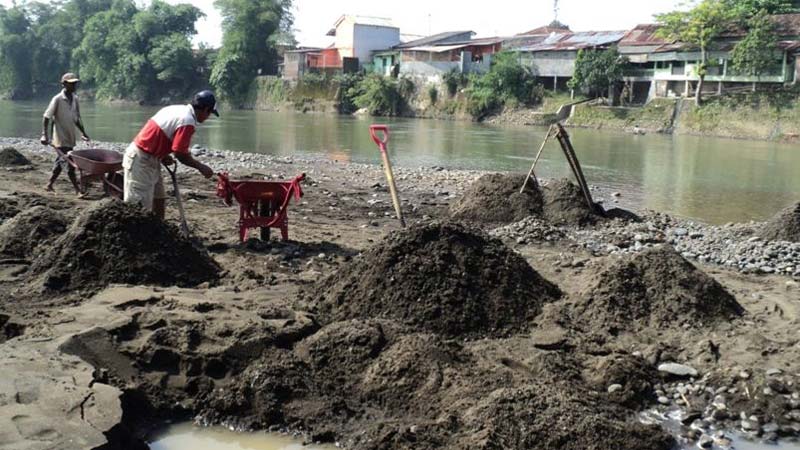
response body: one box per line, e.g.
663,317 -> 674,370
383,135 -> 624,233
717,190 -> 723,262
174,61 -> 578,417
148,422 -> 335,450
0,100 -> 797,224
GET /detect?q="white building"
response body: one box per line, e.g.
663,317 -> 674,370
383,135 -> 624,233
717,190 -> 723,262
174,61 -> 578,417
327,15 -> 400,67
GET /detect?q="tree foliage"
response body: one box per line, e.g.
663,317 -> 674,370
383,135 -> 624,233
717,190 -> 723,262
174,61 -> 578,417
0,0 -> 208,101
210,0 -> 293,104
568,47 -> 628,98
655,0 -> 734,105
466,51 -> 543,118
731,11 -> 779,76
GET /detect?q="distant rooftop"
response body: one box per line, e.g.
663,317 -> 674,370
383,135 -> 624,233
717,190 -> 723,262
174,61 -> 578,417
327,15 -> 398,36
517,30 -> 626,52
395,31 -> 475,49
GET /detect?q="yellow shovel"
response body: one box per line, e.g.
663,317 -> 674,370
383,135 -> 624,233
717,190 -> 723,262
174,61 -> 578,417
369,124 -> 406,228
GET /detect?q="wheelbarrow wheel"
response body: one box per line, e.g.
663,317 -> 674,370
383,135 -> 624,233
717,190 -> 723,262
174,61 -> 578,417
259,199 -> 272,241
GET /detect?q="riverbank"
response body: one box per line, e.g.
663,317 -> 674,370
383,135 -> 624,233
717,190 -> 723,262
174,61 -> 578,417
0,137 -> 798,450
243,75 -> 800,142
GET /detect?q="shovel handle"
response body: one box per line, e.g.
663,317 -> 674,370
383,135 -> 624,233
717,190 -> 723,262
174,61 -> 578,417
369,125 -> 389,152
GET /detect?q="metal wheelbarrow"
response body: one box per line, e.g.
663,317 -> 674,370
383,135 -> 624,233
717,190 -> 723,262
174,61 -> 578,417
216,172 -> 306,242
55,147 -> 124,198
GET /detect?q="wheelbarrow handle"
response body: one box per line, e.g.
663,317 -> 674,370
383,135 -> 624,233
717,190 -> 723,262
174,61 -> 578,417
369,124 -> 389,151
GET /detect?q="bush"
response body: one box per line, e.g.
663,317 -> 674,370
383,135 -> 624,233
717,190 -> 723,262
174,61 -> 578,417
333,73 -> 363,113
428,85 -> 438,105
397,76 -> 415,99
349,74 -> 402,116
466,51 -> 543,118
442,69 -> 466,97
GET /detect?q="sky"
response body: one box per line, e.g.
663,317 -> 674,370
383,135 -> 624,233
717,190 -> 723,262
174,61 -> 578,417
2,0 -> 686,48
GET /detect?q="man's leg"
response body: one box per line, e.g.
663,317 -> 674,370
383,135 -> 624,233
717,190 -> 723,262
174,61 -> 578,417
153,198 -> 166,220
122,143 -> 157,211
152,170 -> 167,220
46,160 -> 62,191
66,164 -> 81,195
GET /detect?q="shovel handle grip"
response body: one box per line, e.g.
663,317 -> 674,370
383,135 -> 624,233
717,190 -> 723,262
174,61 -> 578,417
369,124 -> 389,151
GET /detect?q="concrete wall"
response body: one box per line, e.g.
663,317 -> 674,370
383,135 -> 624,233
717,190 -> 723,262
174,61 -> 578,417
525,51 -> 577,77
400,58 -> 491,77
353,24 -> 400,65
335,17 -> 355,58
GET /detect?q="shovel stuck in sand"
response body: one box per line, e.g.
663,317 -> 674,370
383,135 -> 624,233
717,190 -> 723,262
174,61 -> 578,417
369,124 -> 406,228
163,161 -> 191,237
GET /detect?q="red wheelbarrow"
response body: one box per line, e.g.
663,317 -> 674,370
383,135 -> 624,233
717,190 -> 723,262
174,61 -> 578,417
54,147 -> 124,198
216,173 -> 306,242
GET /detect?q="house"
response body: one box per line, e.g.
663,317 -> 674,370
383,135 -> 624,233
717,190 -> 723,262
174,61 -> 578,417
513,30 -> 626,91
327,15 -> 400,69
621,15 -> 800,101
282,15 -> 401,80
282,47 -> 323,80
396,36 -> 503,77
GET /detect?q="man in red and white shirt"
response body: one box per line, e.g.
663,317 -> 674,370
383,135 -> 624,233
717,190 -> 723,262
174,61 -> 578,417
123,90 -> 216,219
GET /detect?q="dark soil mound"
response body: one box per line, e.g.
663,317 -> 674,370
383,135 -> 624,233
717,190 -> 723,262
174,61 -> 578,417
543,178 -> 605,226
571,245 -> 743,332
0,198 -> 21,223
32,200 -> 220,291
0,206 -> 68,257
458,384 -> 674,450
308,222 -> 561,338
0,147 -> 30,166
760,202 -> 800,242
449,173 -> 543,224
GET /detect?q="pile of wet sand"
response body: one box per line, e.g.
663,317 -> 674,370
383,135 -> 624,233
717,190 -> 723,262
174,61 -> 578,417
568,245 -> 743,332
542,178 -> 605,226
0,206 -> 68,258
0,147 -> 30,166
760,202 -> 800,242
200,324 -> 675,450
31,200 -> 220,291
449,173 -> 543,224
449,174 -> 607,227
307,222 -> 561,337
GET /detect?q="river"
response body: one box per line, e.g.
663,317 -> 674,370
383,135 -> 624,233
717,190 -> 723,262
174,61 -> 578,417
1,100 -> 798,225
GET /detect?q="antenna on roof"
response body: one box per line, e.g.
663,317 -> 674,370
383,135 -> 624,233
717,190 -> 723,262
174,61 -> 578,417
554,0 -> 560,23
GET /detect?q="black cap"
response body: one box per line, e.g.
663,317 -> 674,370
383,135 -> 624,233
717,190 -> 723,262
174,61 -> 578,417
192,90 -> 219,117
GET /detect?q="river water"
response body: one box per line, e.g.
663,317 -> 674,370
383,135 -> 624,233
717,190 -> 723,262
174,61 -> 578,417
1,100 -> 798,224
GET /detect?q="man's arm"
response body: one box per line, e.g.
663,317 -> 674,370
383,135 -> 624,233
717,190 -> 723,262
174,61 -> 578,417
175,152 -> 214,178
41,118 -> 53,145
76,118 -> 89,141
75,98 -> 89,141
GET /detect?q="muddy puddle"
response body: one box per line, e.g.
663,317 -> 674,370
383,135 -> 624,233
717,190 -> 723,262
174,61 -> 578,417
641,410 -> 800,450
148,422 -> 337,450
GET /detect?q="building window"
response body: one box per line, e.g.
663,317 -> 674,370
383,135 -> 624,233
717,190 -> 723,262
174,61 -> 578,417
671,61 -> 685,75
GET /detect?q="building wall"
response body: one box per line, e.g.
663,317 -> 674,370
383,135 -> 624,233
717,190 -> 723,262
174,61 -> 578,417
284,53 -> 303,81
400,59 -> 491,76
524,51 -> 577,77
334,17 -> 356,58
353,24 -> 400,65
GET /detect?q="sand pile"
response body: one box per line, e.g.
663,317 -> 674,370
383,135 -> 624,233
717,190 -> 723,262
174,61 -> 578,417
760,202 -> 800,242
569,245 -> 743,332
308,222 -> 561,338
0,198 -> 20,223
0,147 -> 30,166
32,200 -> 220,291
0,206 -> 68,258
543,178 -> 605,226
449,173 -> 543,224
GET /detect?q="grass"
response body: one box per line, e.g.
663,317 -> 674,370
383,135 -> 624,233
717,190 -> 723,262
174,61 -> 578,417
681,88 -> 800,140
569,98 -> 677,131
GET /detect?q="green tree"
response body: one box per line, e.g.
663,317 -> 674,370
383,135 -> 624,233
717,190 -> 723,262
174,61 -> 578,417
210,0 -> 294,104
466,51 -> 542,118
722,0 -> 799,17
731,11 -> 779,78
568,47 -> 628,98
656,0 -> 734,105
73,0 -> 203,100
348,74 -> 401,116
0,4 -> 34,99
